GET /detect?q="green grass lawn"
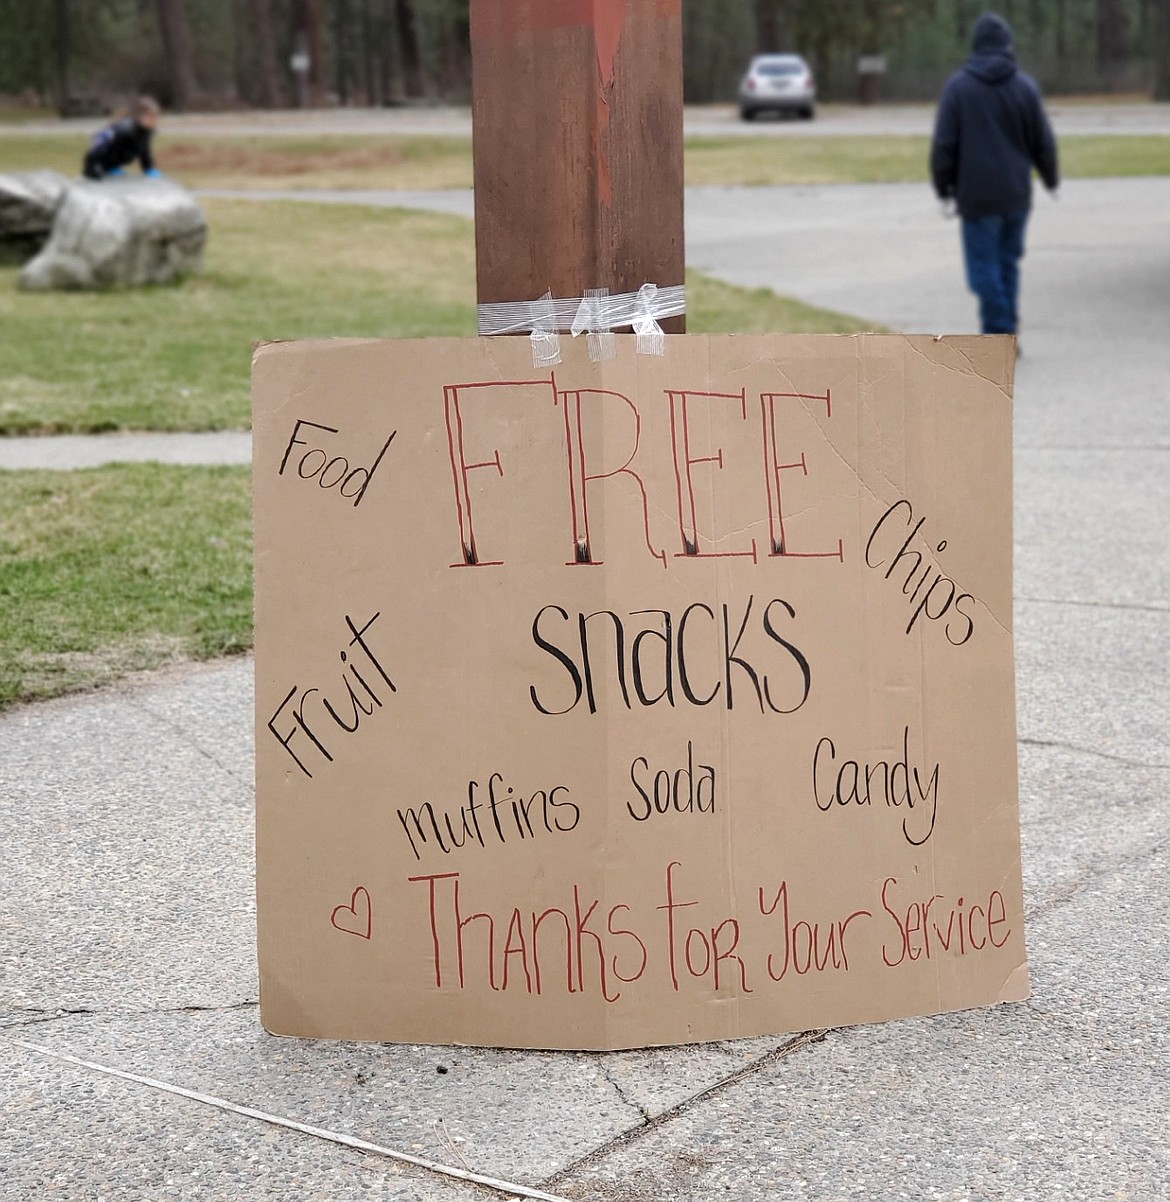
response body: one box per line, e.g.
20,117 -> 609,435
0,463 -> 251,707
1,131 -> 1166,190
0,198 -> 875,435
0,201 -> 478,433
684,133 -> 1170,185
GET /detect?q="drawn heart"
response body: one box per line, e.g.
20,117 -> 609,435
330,886 -> 372,940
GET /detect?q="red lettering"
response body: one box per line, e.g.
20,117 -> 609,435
684,928 -> 711,978
881,876 -> 908,967
760,390 -> 844,562
988,890 -> 1010,947
560,388 -> 666,568
792,920 -> 813,974
884,877 -> 1011,966
444,378 -> 557,567
501,907 -> 533,993
759,881 -> 792,981
531,907 -> 574,996
408,872 -> 460,988
668,388 -> 757,562
711,917 -> 753,992
967,903 -> 987,951
455,876 -> 498,991
607,904 -> 648,984
657,860 -> 699,991
573,884 -> 619,1003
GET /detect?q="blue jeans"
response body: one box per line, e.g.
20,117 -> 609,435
961,211 -> 1029,335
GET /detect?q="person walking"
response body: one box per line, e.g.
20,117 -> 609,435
930,13 -> 1059,339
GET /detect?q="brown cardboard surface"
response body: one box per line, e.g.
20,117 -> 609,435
252,333 -> 1026,1050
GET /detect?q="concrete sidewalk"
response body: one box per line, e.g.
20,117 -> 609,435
2,178 -> 1168,1200
0,430 -> 252,470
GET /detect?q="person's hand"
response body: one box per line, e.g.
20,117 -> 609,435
940,198 -> 957,219
144,167 -> 162,178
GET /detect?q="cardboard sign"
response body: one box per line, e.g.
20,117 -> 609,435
253,333 -> 1028,1050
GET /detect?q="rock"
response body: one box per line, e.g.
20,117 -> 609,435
19,178 -> 207,291
0,170 -> 70,262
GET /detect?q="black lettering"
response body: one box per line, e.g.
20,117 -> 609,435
279,419 -> 337,476
580,610 -> 631,713
627,758 -> 653,821
677,603 -> 720,706
761,597 -> 812,714
398,803 -> 450,861
529,605 -> 584,715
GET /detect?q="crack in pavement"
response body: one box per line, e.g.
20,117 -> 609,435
542,1030 -> 829,1193
595,1060 -> 651,1123
1024,838 -> 1167,923
122,695 -> 245,782
1016,596 -> 1170,616
1017,737 -> 1170,773
0,999 -> 258,1030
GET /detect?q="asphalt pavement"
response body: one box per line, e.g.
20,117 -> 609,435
2,175 -> 1168,1199
5,100 -> 1168,138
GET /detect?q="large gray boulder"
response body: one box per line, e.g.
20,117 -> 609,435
0,170 -> 70,261
19,178 -> 207,291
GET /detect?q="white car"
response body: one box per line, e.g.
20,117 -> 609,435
739,54 -> 816,121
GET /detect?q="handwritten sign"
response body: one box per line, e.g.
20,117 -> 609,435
253,333 -> 1028,1050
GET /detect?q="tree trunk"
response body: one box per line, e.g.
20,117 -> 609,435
956,0 -> 972,43
860,0 -> 883,53
1154,0 -> 1170,99
360,0 -> 378,104
395,0 -> 424,98
1096,0 -> 1129,88
438,8 -> 471,94
757,0 -> 796,52
756,0 -> 778,50
305,0 -> 327,104
291,0 -> 328,104
245,0 -> 283,108
53,0 -> 71,111
334,0 -> 351,104
156,0 -> 200,110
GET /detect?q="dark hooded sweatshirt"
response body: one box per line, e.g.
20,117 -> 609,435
82,118 -> 155,180
930,14 -> 1058,219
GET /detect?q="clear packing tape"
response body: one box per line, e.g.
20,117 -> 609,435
477,283 -> 685,366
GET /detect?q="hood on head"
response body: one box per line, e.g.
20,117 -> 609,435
972,13 -> 1013,54
966,12 -> 1017,83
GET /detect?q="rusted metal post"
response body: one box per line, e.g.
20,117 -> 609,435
470,0 -> 685,333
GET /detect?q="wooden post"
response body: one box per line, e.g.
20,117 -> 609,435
470,0 -> 685,333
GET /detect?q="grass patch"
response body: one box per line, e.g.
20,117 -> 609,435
685,133 -> 1170,185
0,198 -> 872,434
686,134 -> 931,185
3,131 -> 1165,191
1053,133 -> 1170,177
0,463 -> 251,707
0,133 -> 477,191
0,105 -> 54,124
0,200 -> 479,433
688,271 -> 874,334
